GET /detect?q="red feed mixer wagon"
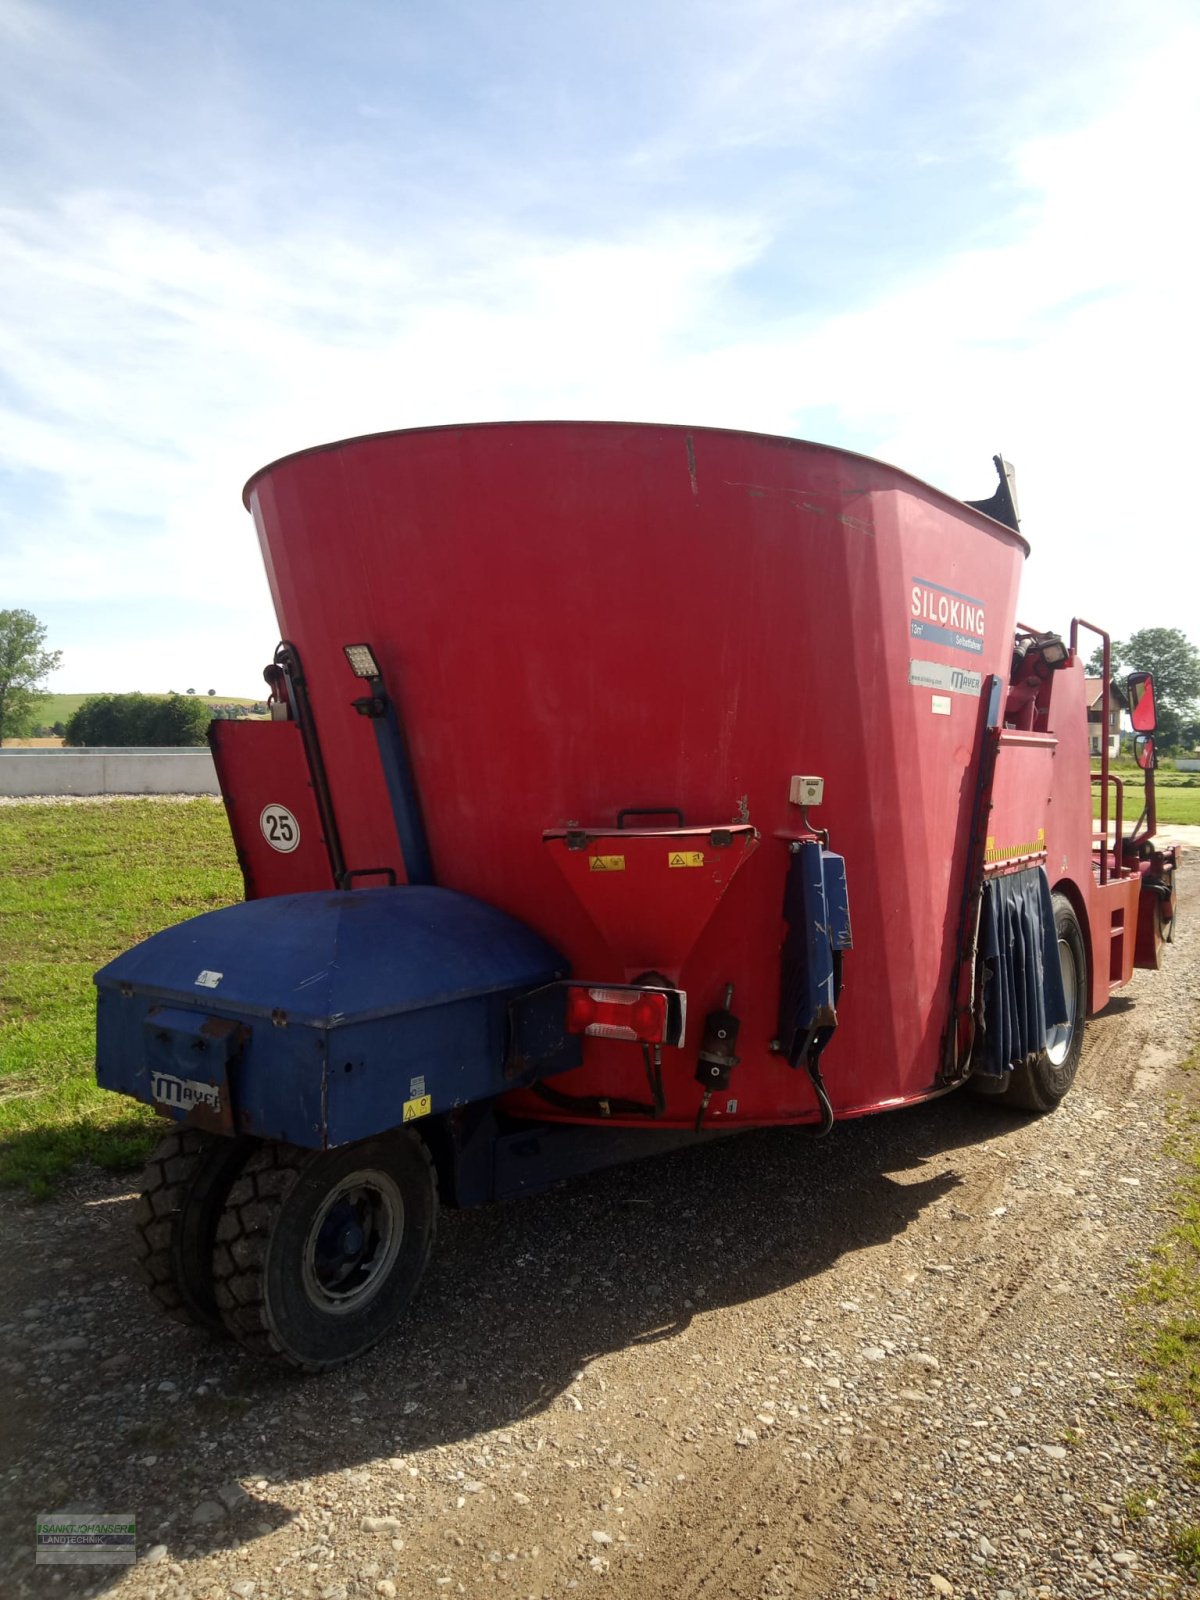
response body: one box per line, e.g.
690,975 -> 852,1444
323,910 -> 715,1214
94,422 -> 1179,1370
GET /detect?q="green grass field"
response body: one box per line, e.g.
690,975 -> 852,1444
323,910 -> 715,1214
33,693 -> 91,724
1092,773 -> 1200,826
0,800 -> 241,1196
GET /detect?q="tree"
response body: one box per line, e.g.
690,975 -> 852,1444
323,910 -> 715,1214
64,693 -> 210,747
1117,628 -> 1200,710
152,694 -> 212,745
1089,627 -> 1200,754
1085,631 -> 1200,699
0,609 -> 62,742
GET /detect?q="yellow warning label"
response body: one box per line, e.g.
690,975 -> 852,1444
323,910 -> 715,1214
668,851 -> 706,868
403,1095 -> 433,1122
589,855 -> 626,872
984,827 -> 1047,865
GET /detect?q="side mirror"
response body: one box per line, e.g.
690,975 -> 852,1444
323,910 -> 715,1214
1127,672 -> 1157,733
1135,735 -> 1155,771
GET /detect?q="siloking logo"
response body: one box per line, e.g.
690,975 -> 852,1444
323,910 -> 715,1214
910,577 -> 985,656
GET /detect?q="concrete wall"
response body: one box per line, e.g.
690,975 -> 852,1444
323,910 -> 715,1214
0,747 -> 220,797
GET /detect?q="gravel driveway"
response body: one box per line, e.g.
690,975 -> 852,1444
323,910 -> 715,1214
1,863 -> 1196,1600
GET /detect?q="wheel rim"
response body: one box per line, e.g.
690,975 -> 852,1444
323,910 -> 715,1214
301,1168 -> 405,1315
1046,936 -> 1076,1066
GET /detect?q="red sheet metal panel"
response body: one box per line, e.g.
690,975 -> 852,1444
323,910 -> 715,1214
984,733 -> 1056,875
210,721 -> 335,899
242,422 -> 1031,1127
543,824 -> 758,982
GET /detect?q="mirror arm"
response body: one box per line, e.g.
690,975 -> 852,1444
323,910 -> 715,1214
1144,744 -> 1157,840
1132,736 -> 1158,843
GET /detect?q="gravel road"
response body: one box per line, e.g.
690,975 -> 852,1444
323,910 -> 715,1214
1,862 -> 1196,1600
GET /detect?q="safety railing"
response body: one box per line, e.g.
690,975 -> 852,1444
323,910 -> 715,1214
1072,618 -> 1112,884
1090,771 -> 1125,883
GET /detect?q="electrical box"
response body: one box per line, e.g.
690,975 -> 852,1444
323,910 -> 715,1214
789,775 -> 824,808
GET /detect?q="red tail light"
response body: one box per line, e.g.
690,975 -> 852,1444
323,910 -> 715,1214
565,985 -> 673,1043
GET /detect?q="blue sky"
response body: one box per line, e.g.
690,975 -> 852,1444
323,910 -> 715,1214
1,0 -> 1197,693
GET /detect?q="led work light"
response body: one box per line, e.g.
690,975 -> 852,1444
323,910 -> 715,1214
1034,632 -> 1068,667
344,643 -> 381,679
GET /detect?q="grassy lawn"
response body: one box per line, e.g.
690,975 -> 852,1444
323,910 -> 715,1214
1092,773 -> 1200,826
0,800 -> 241,1196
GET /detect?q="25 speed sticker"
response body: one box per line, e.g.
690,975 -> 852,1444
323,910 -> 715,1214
260,803 -> 300,853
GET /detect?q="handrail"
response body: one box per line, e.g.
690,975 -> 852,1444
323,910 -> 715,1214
1072,619 -> 1111,884
1090,772 -> 1125,881
273,639 -> 346,887
939,675 -> 1004,1084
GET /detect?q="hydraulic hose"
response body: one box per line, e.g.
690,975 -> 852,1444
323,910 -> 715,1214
804,1053 -> 836,1138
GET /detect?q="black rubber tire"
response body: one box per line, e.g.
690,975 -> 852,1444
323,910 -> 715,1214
998,892 -> 1087,1113
134,1128 -> 258,1333
211,1132 -> 437,1372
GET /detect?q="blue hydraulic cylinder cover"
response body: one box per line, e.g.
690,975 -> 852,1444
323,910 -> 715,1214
95,886 -> 570,1149
777,841 -> 853,1067
822,851 -> 853,952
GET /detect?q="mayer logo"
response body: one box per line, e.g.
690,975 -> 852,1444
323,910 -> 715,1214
910,578 -> 985,656
150,1072 -> 221,1113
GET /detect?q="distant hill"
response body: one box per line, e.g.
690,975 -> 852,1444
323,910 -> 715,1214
33,694 -> 90,723
37,693 -> 267,723
0,693 -> 269,745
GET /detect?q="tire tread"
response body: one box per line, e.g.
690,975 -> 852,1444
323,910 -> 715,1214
134,1128 -> 251,1330
212,1135 -> 438,1371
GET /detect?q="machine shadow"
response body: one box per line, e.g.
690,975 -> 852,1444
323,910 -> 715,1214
6,1092 -> 1022,1589
1095,993 -> 1136,1016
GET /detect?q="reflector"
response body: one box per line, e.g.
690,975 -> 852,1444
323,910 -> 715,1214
565,985 -> 670,1043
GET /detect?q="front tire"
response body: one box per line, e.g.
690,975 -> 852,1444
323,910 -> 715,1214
212,1132 -> 437,1371
998,892 -> 1087,1113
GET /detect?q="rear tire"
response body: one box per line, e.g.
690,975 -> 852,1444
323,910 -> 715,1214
212,1132 -> 437,1372
998,892 -> 1087,1113
134,1128 -> 256,1333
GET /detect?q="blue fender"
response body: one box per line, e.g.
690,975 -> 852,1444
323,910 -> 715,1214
95,887 -> 574,1148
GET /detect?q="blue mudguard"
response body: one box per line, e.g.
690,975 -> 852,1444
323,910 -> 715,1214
95,887 -> 574,1148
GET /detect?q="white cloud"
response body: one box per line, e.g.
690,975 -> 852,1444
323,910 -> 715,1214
1,2 -> 1197,692
626,0 -> 950,167
0,0 -> 56,46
